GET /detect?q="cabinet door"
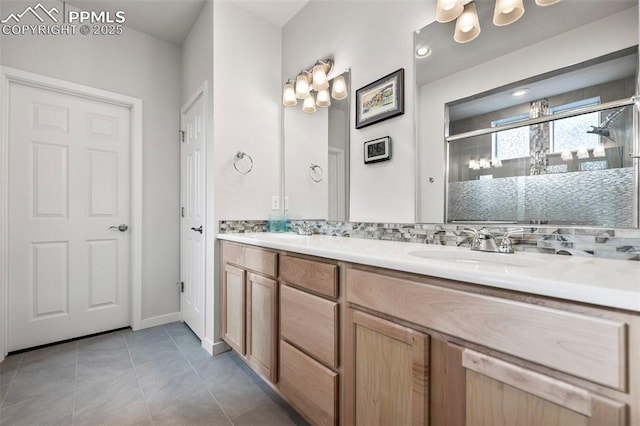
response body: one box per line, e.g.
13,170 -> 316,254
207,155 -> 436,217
222,263 -> 245,355
247,272 -> 278,382
345,308 -> 429,426
439,342 -> 627,426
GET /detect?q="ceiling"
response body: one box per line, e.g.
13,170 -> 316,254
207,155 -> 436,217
66,0 -> 308,46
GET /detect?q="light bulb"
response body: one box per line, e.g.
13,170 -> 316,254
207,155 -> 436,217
454,3 -> 481,43
282,82 -> 297,107
302,93 -> 316,114
312,63 -> 329,91
316,89 -> 331,107
295,73 -> 310,99
331,75 -> 347,100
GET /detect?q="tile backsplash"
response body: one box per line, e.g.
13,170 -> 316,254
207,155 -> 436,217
219,220 -> 640,261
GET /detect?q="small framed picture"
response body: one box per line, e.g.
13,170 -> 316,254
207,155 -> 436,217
364,136 -> 391,164
356,68 -> 405,129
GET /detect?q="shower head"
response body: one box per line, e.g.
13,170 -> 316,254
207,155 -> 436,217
587,126 -> 610,137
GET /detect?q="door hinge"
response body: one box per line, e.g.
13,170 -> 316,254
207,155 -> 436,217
181,207 -> 184,218
178,281 -> 184,293
179,130 -> 185,142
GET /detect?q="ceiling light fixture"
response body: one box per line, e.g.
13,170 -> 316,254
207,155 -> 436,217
592,145 -> 606,158
283,58 -> 349,113
436,0 -> 560,44
416,46 -> 431,58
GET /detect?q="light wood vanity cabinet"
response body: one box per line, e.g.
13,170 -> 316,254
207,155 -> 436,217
345,265 -> 637,426
221,242 -> 278,382
278,253 -> 340,425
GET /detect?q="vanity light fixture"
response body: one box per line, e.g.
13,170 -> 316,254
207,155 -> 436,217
454,2 -> 481,43
282,79 -> 297,107
331,75 -> 348,100
437,0 -> 560,43
436,0 -> 464,23
469,159 -> 479,169
493,0 -> 525,26
576,148 -> 590,159
491,158 -> 503,168
593,145 -> 606,158
283,58 -> 349,113
302,93 -> 317,114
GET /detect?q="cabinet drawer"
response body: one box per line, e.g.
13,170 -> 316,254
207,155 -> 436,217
279,340 -> 337,426
280,255 -> 337,299
222,241 -> 277,278
281,285 -> 338,368
346,268 -> 627,390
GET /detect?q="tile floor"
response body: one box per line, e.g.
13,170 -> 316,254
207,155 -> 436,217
0,322 -> 308,426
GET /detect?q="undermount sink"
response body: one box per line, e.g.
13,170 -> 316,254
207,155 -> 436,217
407,249 -> 548,268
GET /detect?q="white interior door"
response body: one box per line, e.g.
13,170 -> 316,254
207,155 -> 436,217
8,83 -> 131,351
180,90 -> 206,340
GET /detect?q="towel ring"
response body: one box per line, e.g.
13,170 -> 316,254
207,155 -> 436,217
310,164 -> 323,182
233,151 -> 253,174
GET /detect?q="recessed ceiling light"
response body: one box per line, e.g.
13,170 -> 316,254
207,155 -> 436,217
416,47 -> 431,58
511,88 -> 530,97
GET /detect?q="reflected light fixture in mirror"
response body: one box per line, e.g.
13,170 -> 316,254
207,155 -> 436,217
454,2 -> 481,43
436,0 -> 464,23
593,144 -> 606,158
440,0 -> 560,43
493,0 -> 525,26
283,58 -> 349,113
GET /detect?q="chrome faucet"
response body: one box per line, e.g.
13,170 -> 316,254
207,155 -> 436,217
463,228 -> 522,253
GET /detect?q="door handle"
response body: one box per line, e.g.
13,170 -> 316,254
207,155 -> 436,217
108,224 -> 129,232
191,226 -> 203,234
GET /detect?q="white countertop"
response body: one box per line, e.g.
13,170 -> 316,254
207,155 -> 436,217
217,232 -> 640,312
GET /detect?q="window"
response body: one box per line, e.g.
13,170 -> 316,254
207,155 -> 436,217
491,97 -> 601,161
550,98 -> 601,153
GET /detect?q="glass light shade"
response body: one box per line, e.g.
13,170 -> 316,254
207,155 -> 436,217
436,0 -> 464,23
312,64 -> 329,91
469,159 -> 477,169
561,149 -> 573,161
454,3 -> 481,43
316,89 -> 331,107
479,158 -> 491,169
331,75 -> 348,100
302,93 -> 316,114
295,73 -> 310,99
491,159 -> 503,168
593,145 -> 606,158
576,148 -> 589,159
493,0 -> 525,26
282,82 -> 297,107
535,0 -> 560,5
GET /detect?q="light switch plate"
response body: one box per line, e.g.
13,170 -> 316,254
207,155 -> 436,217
271,196 -> 280,210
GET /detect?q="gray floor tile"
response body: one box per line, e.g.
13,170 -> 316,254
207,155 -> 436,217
75,348 -> 134,383
73,396 -> 151,426
193,351 -> 245,389
3,370 -> 76,406
74,371 -> 143,412
0,385 -> 73,425
143,369 -> 211,414
134,351 -> 193,389
0,354 -> 23,367
209,372 -> 271,419
0,361 -> 19,385
1,382 -> 10,403
128,339 -> 182,366
77,331 -> 127,352
232,399 -> 309,426
20,341 -> 77,365
150,393 -> 230,426
163,322 -> 192,337
124,326 -> 171,347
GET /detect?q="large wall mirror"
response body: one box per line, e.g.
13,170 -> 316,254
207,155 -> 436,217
284,71 -> 350,221
415,0 -> 639,227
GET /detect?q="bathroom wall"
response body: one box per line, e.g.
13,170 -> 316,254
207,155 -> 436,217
212,1 -> 282,344
418,8 -> 639,223
282,1 -> 430,223
0,0 -> 182,321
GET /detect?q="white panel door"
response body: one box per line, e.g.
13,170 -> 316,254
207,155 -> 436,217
8,83 -> 131,351
180,91 -> 205,339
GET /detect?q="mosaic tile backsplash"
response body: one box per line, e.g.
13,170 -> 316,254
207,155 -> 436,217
219,220 -> 640,261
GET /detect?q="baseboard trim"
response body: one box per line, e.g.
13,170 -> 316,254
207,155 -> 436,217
135,312 -> 181,331
212,339 -> 231,355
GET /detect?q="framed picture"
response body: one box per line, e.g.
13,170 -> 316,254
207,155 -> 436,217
364,136 -> 391,164
356,68 -> 404,129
